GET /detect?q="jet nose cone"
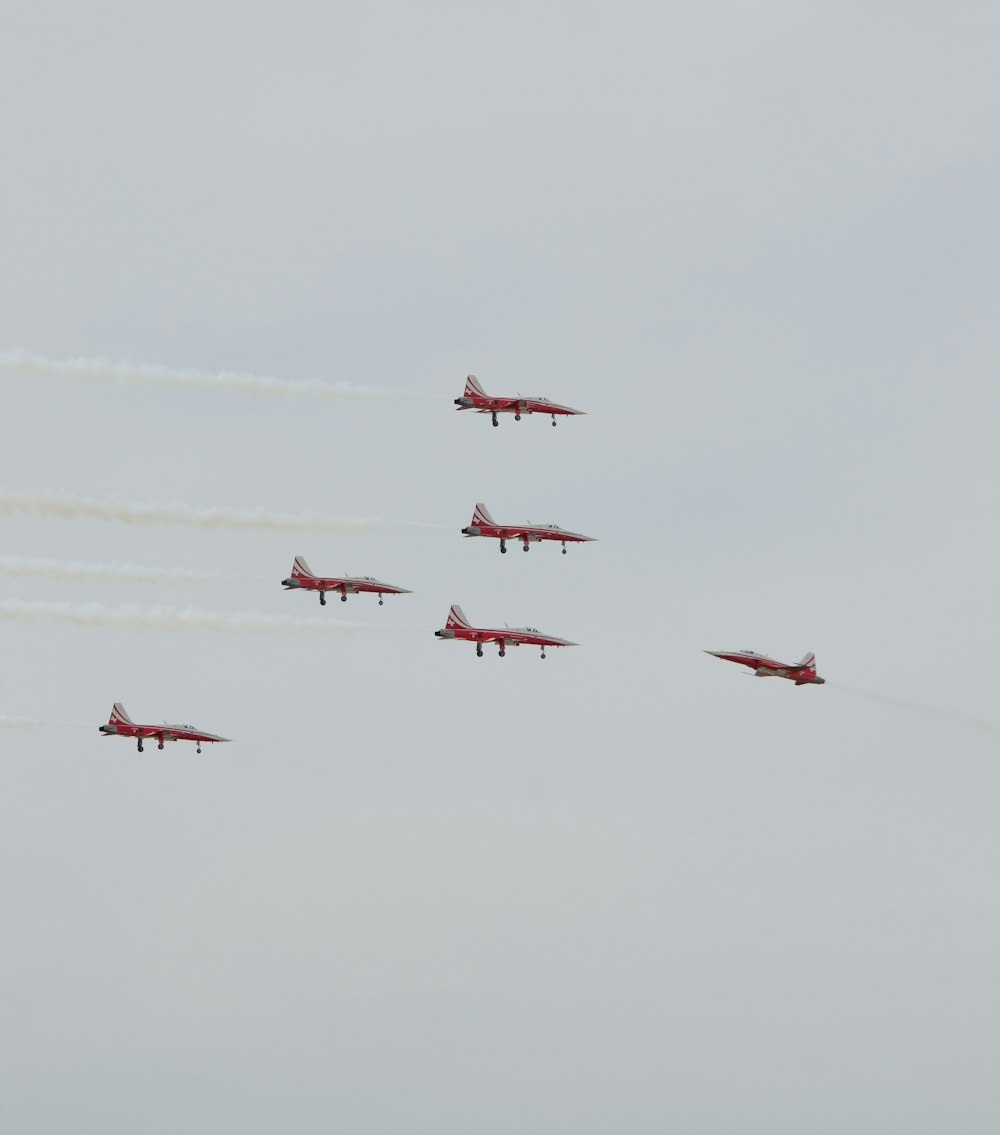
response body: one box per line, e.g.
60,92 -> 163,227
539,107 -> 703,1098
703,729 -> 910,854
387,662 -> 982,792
704,650 -> 723,657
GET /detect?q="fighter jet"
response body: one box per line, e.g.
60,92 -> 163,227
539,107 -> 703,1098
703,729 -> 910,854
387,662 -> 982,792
705,649 -> 826,685
281,556 -> 412,606
98,703 -> 230,753
434,604 -> 577,659
454,374 -> 585,427
462,502 -> 596,554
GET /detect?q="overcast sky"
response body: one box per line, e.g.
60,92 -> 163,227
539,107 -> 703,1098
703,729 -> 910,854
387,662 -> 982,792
2,2 -> 999,1131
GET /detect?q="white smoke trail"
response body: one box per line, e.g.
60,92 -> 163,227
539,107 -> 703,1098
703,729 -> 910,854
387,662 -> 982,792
0,715 -> 44,728
0,599 -> 368,635
0,490 -> 441,532
830,682 -> 1000,737
0,555 -> 221,585
0,349 -> 428,401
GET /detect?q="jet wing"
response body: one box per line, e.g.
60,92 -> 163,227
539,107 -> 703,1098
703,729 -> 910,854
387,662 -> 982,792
476,399 -> 518,412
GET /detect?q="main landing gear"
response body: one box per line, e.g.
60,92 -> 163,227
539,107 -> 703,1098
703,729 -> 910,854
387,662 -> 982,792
319,592 -> 326,606
515,413 -> 521,421
522,543 -> 530,552
562,541 -> 567,554
476,643 -> 484,657
551,415 -> 557,427
341,593 -> 348,602
500,539 -> 507,554
540,648 -> 547,660
498,644 -> 506,657
491,411 -> 499,427
196,744 -> 202,754
158,740 -> 164,750
137,739 -> 143,752
378,594 -> 384,606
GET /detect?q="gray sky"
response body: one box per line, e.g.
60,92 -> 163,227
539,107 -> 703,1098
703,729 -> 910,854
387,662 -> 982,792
2,2 -> 999,1131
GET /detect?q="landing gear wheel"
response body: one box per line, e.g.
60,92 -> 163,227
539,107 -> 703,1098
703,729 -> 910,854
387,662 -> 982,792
541,651 -> 547,660
197,746 -> 202,754
515,413 -> 521,421
137,741 -> 143,752
379,597 -> 384,606
500,542 -> 507,554
562,546 -> 567,554
491,412 -> 499,427
341,594 -> 348,602
551,417 -> 557,426
499,648 -> 506,657
522,544 -> 529,552
158,742 -> 164,750
476,645 -> 483,658
320,594 -> 326,606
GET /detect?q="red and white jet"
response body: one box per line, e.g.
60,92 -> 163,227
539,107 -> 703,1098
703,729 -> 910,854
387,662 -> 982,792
98,703 -> 231,753
462,502 -> 596,554
281,556 -> 412,606
705,649 -> 826,686
454,374 -> 585,427
434,604 -> 577,659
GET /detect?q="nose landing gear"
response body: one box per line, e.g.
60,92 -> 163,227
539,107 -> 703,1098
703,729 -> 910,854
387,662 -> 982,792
500,539 -> 507,554
319,592 -> 326,606
137,739 -> 144,753
476,643 -> 484,657
491,412 -> 499,427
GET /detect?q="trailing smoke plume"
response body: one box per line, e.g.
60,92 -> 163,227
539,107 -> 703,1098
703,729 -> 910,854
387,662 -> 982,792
0,350 -> 422,401
0,599 -> 367,635
0,715 -> 44,728
830,682 -> 1000,737
0,490 -> 438,532
0,555 -> 221,585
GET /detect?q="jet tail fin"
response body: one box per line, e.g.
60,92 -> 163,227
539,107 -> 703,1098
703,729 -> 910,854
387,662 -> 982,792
464,374 -> 487,398
109,702 -> 133,726
290,556 -> 315,580
471,502 -> 495,527
446,604 -> 472,630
